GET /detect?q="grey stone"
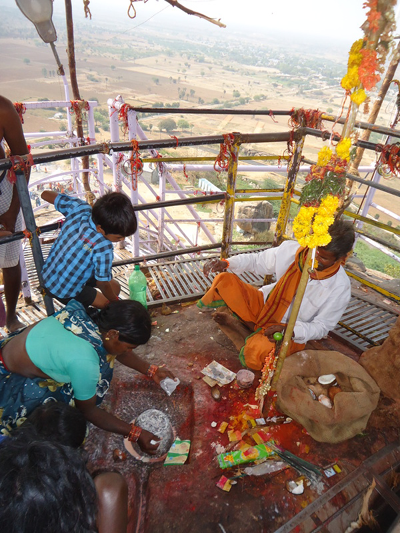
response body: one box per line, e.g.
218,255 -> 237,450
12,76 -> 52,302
236,201 -> 273,235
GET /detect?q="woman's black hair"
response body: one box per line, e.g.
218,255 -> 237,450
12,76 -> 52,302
0,437 -> 97,533
323,218 -> 356,259
92,192 -> 137,237
91,299 -> 152,345
12,403 -> 86,449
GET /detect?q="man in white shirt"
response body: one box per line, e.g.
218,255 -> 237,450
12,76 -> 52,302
198,219 -> 355,370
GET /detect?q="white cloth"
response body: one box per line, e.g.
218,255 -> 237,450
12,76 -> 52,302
0,171 -> 22,268
228,240 -> 351,344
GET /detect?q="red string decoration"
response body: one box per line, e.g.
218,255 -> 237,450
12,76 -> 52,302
13,102 -> 26,124
69,100 -> 90,123
269,110 -> 278,123
214,133 -> 236,173
7,153 -> 34,184
289,108 -> 324,129
123,139 -> 143,190
170,135 -> 179,148
118,103 -> 131,136
183,164 -> 189,181
376,143 -> 400,177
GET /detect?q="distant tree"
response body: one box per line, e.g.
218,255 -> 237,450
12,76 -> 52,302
152,77 -> 160,85
42,67 -> 47,77
374,214 -> 380,220
201,70 -> 205,77
171,102 -> 180,108
152,102 -> 164,108
387,220 -> 393,226
158,118 -> 177,132
189,89 -> 195,98
177,119 -> 190,131
111,65 -> 116,70
23,58 -> 30,64
326,107 -> 333,113
60,123 -> 67,132
233,90 -> 240,98
149,124 -> 153,131
198,97 -> 204,105
211,98 -> 220,104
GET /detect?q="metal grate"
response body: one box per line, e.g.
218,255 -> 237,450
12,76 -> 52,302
333,295 -> 398,351
4,246 -> 398,351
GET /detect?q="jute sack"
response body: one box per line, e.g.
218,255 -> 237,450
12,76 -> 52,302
276,350 -> 380,443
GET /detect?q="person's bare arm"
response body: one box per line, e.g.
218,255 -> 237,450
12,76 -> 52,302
41,190 -> 59,205
117,350 -> 175,385
0,96 -> 31,231
96,280 -> 119,302
75,396 -> 160,454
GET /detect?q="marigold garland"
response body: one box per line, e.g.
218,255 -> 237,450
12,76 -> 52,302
336,137 -> 352,161
317,146 -> 332,167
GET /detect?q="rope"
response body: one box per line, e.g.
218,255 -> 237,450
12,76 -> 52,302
214,133 -> 235,173
83,0 -> 92,19
69,100 -> 90,124
170,135 -> 179,148
118,103 -> 131,136
127,0 -> 148,19
7,153 -> 34,184
13,102 -> 26,124
122,139 -> 143,190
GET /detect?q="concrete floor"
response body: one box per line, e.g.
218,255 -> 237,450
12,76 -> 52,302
84,302 -> 400,533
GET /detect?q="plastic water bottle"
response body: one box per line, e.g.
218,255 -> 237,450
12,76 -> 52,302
128,265 -> 147,308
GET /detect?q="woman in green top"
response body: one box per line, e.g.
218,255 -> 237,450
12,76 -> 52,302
0,299 -> 175,455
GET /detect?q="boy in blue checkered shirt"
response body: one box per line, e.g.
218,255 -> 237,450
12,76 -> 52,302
41,191 -> 137,308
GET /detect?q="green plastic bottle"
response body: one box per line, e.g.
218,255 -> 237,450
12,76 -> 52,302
128,265 -> 147,308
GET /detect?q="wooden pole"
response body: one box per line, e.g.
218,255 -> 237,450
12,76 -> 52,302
263,251 -> 313,414
220,142 -> 239,259
64,0 -> 92,203
349,42 -> 400,179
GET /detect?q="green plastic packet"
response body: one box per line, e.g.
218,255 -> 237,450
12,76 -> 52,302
164,439 -> 191,466
217,441 -> 275,469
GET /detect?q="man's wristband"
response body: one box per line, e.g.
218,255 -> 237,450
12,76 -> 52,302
147,364 -> 158,378
125,423 -> 142,442
222,259 -> 230,269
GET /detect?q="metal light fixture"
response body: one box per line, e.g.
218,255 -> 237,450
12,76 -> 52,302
15,0 -> 57,43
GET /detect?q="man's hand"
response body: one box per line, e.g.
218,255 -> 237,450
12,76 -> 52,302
153,367 -> 175,386
263,324 -> 287,342
138,428 -> 160,455
0,228 -> 12,238
0,212 -> 17,233
203,258 -> 228,277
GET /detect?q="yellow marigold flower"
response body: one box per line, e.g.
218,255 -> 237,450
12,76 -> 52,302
336,137 -> 352,161
350,88 -> 367,106
317,146 -> 333,167
312,214 -> 334,236
341,67 -> 360,91
315,233 -> 332,247
318,195 -> 339,216
350,39 -> 363,55
348,39 -> 364,68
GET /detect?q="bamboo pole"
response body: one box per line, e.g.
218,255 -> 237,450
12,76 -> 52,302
65,0 -> 92,203
349,41 -> 400,178
273,134 -> 305,246
262,251 -> 313,414
221,142 -> 239,259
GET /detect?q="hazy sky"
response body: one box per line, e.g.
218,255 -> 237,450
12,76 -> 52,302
62,0 -> 366,44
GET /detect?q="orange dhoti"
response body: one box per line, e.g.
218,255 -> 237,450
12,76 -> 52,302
198,272 -> 305,370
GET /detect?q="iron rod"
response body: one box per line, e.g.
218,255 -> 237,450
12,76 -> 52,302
131,107 -> 292,116
111,243 -> 221,268
302,157 -> 400,199
14,172 -> 54,316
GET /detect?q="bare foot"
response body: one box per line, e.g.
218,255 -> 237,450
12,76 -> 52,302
6,315 -> 26,333
212,310 -> 232,325
212,311 -> 251,351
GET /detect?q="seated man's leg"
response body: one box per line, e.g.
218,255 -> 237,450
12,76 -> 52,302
199,272 -> 264,324
213,309 -> 253,351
